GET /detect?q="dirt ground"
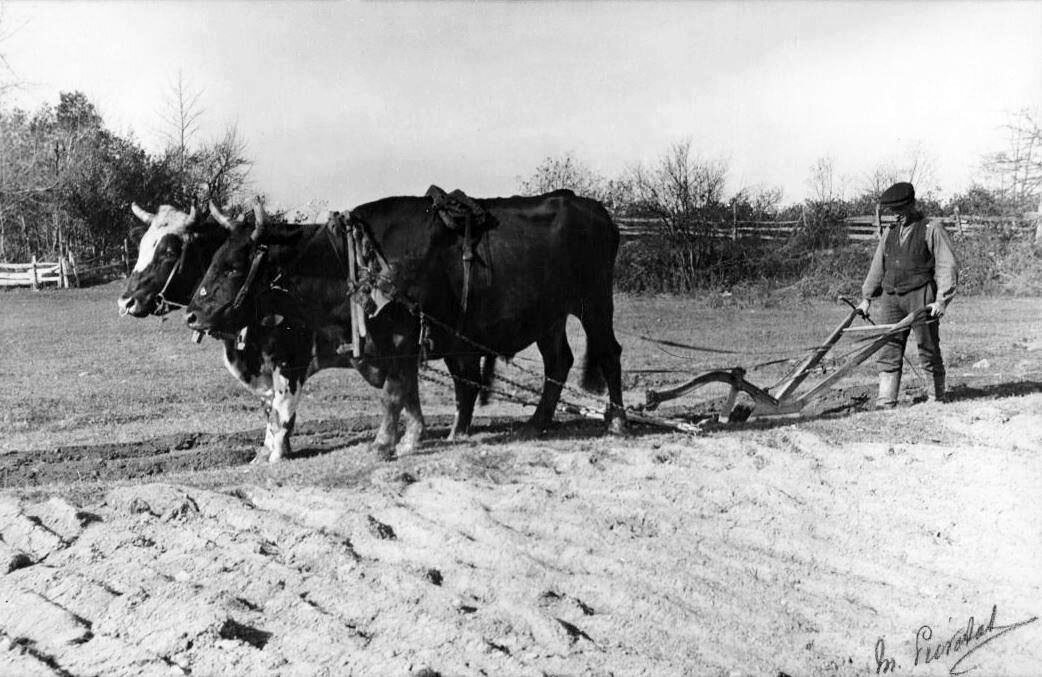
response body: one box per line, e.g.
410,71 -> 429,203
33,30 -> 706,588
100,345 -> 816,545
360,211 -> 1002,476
1,283 -> 1041,676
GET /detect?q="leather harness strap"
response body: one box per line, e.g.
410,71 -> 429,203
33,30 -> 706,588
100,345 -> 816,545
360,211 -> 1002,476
424,185 -> 490,328
154,233 -> 197,314
230,244 -> 268,313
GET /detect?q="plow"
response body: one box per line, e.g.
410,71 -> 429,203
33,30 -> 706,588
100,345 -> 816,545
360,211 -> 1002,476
638,298 -> 933,426
420,297 -> 934,435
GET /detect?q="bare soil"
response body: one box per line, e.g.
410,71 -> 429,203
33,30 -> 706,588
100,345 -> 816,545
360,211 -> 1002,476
1,283 -> 1040,676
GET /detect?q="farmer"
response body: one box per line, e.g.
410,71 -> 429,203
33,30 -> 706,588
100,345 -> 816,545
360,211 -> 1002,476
856,181 -> 958,407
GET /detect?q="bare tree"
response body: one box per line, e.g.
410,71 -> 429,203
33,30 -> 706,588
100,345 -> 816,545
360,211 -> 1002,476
630,139 -> 727,234
735,184 -> 784,218
860,164 -> 900,198
984,108 -> 1042,209
807,156 -> 841,204
518,152 -> 600,196
517,152 -> 633,215
904,141 -> 938,190
201,124 -> 251,207
159,71 -> 205,200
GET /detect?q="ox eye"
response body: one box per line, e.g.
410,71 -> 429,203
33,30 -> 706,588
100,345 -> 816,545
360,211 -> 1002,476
199,287 -> 208,297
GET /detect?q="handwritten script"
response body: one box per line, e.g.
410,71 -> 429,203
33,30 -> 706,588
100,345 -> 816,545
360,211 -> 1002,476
874,604 -> 1037,675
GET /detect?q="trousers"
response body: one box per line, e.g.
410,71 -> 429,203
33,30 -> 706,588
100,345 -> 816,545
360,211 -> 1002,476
876,282 -> 944,377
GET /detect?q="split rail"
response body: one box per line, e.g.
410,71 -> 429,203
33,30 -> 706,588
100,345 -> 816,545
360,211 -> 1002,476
617,209 -> 1041,243
0,251 -> 126,290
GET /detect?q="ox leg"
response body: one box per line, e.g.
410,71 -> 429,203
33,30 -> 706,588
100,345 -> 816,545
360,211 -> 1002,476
261,368 -> 303,463
523,319 -> 573,437
372,367 -> 424,460
396,362 -> 425,456
445,355 -> 482,441
223,343 -> 280,463
579,307 -> 627,435
371,387 -> 400,461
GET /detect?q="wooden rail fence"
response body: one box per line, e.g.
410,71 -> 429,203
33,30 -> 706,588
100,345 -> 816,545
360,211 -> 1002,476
618,210 -> 1041,242
0,251 -> 127,289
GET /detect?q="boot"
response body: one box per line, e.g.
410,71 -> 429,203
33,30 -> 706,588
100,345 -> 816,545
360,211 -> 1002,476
928,372 -> 946,403
876,371 -> 900,409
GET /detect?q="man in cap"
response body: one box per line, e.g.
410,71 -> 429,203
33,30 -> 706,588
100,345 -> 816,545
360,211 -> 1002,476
856,181 -> 958,406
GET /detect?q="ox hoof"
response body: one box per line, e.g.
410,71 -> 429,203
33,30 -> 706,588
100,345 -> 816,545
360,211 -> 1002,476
251,447 -> 286,464
446,429 -> 470,443
370,441 -> 397,462
607,417 -> 629,436
395,439 -> 421,457
516,422 -> 547,440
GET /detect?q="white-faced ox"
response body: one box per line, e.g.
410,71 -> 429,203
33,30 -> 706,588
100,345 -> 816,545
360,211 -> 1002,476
184,188 -> 627,459
117,203 -> 227,317
118,202 -> 368,463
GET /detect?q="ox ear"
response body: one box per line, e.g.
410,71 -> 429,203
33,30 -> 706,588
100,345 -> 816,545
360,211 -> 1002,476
131,202 -> 154,224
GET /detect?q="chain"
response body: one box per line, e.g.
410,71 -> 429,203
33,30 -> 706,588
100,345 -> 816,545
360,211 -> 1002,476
418,360 -> 709,435
417,311 -> 629,415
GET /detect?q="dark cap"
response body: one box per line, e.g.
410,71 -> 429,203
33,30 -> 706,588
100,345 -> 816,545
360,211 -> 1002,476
880,182 -> 915,208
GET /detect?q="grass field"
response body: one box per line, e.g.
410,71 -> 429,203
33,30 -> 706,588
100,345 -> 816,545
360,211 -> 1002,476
1,281 -> 1040,676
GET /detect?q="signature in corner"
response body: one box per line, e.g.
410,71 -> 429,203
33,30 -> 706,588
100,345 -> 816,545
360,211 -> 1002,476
873,604 -> 1038,676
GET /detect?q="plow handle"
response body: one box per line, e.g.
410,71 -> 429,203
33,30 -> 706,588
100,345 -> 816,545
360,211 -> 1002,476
838,295 -> 871,322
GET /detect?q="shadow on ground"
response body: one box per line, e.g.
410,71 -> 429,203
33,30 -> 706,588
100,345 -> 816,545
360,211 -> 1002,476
658,379 -> 1042,435
0,413 -> 662,490
5,380 -> 1037,490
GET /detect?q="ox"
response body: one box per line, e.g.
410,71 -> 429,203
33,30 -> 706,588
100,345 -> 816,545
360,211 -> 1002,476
118,203 -> 356,462
119,201 -> 495,463
185,188 -> 626,459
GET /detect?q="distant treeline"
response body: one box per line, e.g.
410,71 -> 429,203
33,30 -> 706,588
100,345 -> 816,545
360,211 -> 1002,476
0,90 -> 249,264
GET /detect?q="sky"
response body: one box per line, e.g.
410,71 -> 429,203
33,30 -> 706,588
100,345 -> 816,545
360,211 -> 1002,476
2,1 -> 1040,213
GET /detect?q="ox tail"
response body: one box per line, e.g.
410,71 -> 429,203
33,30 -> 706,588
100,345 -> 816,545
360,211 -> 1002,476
479,354 -> 497,406
580,349 -> 606,394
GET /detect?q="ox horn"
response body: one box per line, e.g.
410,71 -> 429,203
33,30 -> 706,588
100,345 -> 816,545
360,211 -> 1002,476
250,199 -> 268,242
209,200 -> 235,230
131,202 -> 154,224
185,203 -> 198,226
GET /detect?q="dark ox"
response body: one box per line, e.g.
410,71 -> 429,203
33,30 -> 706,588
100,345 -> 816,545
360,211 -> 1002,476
118,202 -> 368,463
185,189 -> 627,459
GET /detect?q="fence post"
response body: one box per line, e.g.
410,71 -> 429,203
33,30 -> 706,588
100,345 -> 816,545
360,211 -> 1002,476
1035,198 -> 1042,242
30,255 -> 38,291
875,202 -> 882,238
69,250 -> 80,287
731,202 -> 737,241
954,206 -> 963,235
122,238 -> 130,277
58,255 -> 67,289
